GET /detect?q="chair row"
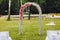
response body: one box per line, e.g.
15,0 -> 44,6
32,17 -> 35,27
46,30 -> 60,40
0,31 -> 12,40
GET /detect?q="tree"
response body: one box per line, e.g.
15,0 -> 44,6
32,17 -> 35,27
0,0 -> 3,4
7,0 -> 11,21
7,0 -> 20,21
46,0 -> 60,13
0,0 -> 8,15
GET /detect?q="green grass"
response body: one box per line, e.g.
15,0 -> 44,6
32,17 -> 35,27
0,17 -> 60,40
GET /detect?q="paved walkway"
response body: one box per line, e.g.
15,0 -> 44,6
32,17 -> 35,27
0,14 -> 60,18
0,14 -> 46,18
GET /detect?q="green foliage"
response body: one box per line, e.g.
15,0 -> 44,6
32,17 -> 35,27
0,0 -> 3,4
46,0 -> 60,13
22,0 -> 27,4
0,0 -> 60,15
0,0 -> 8,15
11,0 -> 20,15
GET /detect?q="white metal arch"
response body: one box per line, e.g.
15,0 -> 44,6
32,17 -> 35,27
19,2 -> 42,35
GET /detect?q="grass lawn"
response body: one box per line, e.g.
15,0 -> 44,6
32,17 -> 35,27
0,17 -> 60,40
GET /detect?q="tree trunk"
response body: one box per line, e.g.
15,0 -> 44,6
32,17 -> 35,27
7,9 -> 10,21
7,0 -> 11,21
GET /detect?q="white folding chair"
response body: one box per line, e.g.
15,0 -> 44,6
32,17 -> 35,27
47,30 -> 57,36
58,30 -> 60,35
46,30 -> 57,40
0,31 -> 12,40
55,35 -> 60,40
